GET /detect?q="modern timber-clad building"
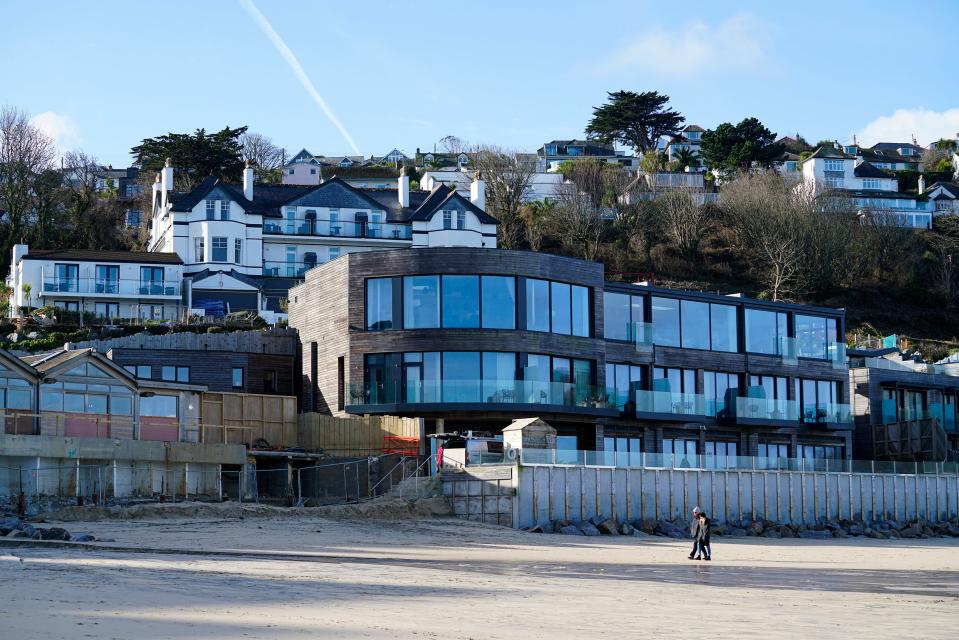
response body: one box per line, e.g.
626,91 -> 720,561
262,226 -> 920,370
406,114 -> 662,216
289,247 -> 853,463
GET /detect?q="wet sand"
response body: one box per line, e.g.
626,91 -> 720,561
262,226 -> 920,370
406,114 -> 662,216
1,515 -> 957,639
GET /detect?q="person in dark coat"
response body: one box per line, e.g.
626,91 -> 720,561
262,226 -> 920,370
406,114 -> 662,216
695,512 -> 712,561
687,506 -> 701,559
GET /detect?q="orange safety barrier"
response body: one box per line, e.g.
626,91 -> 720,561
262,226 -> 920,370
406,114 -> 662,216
383,435 -> 419,455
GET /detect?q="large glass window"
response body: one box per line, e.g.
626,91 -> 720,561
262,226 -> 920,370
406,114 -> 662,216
481,352 -> 517,402
651,367 -> 695,393
442,275 -> 479,328
140,395 -> 178,418
679,300 -> 710,350
442,352 -> 480,402
480,276 -> 515,329
606,363 -> 643,410
571,286 -> 590,337
796,314 -> 828,359
651,297 -> 680,346
745,309 -> 788,354
703,371 -> 739,416
403,275 -> 440,328
550,282 -> 572,335
211,237 -> 228,262
366,278 -> 393,330
526,279 -> 550,332
604,292 -> 631,341
524,354 -> 551,403
710,304 -> 738,352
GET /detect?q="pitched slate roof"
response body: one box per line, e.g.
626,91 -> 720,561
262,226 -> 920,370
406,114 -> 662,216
870,142 -> 924,155
681,124 -> 705,132
407,185 -> 499,224
853,162 -> 893,179
923,182 -> 959,198
22,249 -> 183,264
803,146 -> 852,162
858,147 -> 915,165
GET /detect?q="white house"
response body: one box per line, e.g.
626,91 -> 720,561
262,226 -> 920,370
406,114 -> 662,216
922,181 -> 959,216
663,124 -> 705,170
800,146 -> 932,229
6,245 -> 184,321
148,161 -> 496,316
421,168 -> 566,203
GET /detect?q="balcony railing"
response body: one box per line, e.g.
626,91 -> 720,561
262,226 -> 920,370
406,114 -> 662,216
41,279 -> 179,296
347,380 -> 613,409
733,396 -> 800,422
263,261 -> 319,277
635,390 -> 715,417
882,400 -> 958,432
264,216 -> 412,240
801,402 -> 852,424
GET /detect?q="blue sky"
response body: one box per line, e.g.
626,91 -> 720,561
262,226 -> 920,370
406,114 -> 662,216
2,0 -> 958,167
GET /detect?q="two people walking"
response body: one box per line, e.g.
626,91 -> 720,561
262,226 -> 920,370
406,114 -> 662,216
687,506 -> 711,561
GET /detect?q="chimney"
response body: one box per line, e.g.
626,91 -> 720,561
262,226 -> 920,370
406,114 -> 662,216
918,174 -> 927,193
11,243 -> 28,267
160,158 -> 173,209
243,160 -> 254,201
398,165 -> 409,208
470,172 -> 486,211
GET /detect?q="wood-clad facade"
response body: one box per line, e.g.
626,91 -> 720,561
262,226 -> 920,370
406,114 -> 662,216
290,247 -> 853,459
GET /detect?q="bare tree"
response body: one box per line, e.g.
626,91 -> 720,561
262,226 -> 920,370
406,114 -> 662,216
471,146 -> 536,249
61,151 -> 133,251
521,200 -> 553,251
438,135 -> 466,154
0,106 -> 57,250
241,132 -> 285,182
549,181 -> 608,261
653,188 -> 712,261
928,234 -> 958,307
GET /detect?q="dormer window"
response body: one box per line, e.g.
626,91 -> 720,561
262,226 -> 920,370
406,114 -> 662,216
220,200 -> 230,220
443,211 -> 452,230
686,131 -> 701,140
205,200 -> 216,220
900,148 -> 912,156
844,146 -> 857,155
456,211 -> 466,230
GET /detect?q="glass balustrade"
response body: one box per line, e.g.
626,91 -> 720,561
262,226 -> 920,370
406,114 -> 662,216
41,279 -> 179,296
263,216 -> 412,240
346,380 -> 613,409
800,402 -> 852,424
635,390 -> 714,417
733,396 -> 800,422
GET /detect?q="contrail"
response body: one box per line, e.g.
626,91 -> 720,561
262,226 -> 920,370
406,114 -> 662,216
239,0 -> 362,156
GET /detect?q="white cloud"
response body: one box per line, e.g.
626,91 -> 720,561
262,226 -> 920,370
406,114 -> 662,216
29,111 -> 80,151
855,108 -> 959,147
598,13 -> 770,75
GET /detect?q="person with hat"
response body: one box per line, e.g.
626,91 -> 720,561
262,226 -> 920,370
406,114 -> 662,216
687,507 -> 701,560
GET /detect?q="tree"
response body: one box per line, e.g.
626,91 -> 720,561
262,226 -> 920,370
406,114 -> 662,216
241,132 -> 285,183
700,118 -> 785,176
548,181 -> 609,261
932,138 -> 958,153
653,189 -> 711,262
671,147 -> 700,172
61,151 -> 134,251
438,135 -> 466,154
521,200 -> 553,252
586,90 -> 684,154
131,126 -> 247,190
0,106 -> 57,257
470,146 -> 536,250
639,151 -> 667,174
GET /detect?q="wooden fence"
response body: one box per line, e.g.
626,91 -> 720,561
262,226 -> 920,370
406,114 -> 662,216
296,413 -> 422,457
200,392 -> 298,448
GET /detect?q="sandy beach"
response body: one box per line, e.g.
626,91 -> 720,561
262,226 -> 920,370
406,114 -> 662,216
1,504 -> 957,639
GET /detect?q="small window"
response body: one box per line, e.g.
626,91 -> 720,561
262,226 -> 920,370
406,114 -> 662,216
194,237 -> 205,262
288,168 -> 294,175
263,370 -> 278,393
232,367 -> 244,389
211,237 -> 228,262
329,247 -> 340,261
161,366 -> 189,382
234,239 -> 242,264
310,168 -> 316,175
443,211 -> 452,229
205,200 -> 216,220
456,211 -> 466,230
220,200 -> 230,220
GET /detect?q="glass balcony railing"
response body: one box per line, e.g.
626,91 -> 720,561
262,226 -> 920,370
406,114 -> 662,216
635,390 -> 715,417
778,336 -> 797,364
264,217 -> 412,240
800,402 -> 852,424
41,279 -> 179,296
828,341 -> 847,369
733,396 -> 800,422
347,380 -> 613,409
263,261 -> 316,277
632,322 -> 653,350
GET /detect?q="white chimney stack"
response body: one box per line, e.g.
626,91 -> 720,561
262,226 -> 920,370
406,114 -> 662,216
160,158 -> 173,209
243,160 -> 254,201
398,165 -> 409,208
470,172 -> 486,211
918,174 -> 927,193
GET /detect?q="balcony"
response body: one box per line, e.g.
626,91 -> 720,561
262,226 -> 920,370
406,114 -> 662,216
800,402 -> 852,426
41,279 -> 180,297
883,400 -> 958,432
732,396 -> 800,423
264,216 -> 412,241
346,379 -> 615,415
263,261 -> 320,278
635,390 -> 715,419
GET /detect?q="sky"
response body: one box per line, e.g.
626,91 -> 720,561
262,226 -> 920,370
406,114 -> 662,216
2,0 -> 958,168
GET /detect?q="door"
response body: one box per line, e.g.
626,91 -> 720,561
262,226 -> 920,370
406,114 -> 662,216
140,267 -> 164,295
95,265 -> 119,293
55,263 -> 79,292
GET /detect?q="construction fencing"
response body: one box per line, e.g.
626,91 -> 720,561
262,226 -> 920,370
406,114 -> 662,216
515,462 -> 959,530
